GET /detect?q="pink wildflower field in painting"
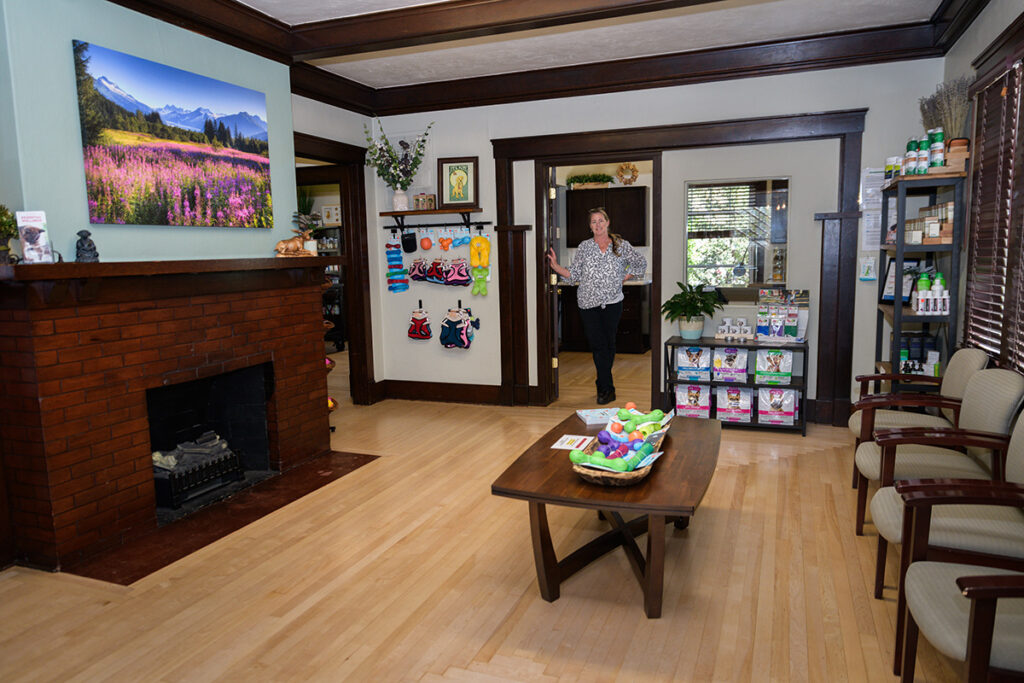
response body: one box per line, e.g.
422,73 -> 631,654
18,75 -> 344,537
84,137 -> 272,228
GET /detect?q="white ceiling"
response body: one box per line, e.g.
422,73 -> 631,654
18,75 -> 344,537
239,0 -> 943,88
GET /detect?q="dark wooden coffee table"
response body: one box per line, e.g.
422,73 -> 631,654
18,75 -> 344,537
491,413 -> 721,618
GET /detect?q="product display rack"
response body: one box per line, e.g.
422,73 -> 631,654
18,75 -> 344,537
664,335 -> 808,436
875,173 -> 965,392
317,223 -> 346,351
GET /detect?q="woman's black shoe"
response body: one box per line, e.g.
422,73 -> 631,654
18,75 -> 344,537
596,389 -> 616,405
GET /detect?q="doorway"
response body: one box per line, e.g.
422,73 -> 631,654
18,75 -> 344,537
543,160 -> 656,402
293,132 -> 377,405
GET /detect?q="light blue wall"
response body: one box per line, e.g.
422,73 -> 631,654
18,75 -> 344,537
0,0 -> 297,261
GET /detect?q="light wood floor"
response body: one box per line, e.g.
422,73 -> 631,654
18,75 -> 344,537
0,351 -> 959,681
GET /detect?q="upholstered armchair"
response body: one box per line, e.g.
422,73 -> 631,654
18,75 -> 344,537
852,368 -> 1024,536
848,348 -> 988,487
896,478 -> 1024,681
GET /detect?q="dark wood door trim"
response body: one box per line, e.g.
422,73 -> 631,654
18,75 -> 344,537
493,110 -> 864,418
294,133 -> 377,405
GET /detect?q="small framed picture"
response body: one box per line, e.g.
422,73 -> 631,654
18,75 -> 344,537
880,258 -> 918,302
322,204 -> 341,226
437,157 -> 478,210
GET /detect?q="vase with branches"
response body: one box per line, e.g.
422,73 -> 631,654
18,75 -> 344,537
364,121 -> 433,210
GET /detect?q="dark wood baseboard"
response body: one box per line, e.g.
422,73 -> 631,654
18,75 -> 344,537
379,380 -> 503,404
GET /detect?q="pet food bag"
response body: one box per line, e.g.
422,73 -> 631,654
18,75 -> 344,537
716,386 -> 752,423
713,347 -> 748,382
755,349 -> 793,384
758,387 -> 798,425
676,346 -> 711,382
676,384 -> 711,419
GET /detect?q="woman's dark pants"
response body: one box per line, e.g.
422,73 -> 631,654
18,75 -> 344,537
578,301 -> 622,395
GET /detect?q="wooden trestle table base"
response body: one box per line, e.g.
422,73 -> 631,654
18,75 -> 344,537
491,413 -> 721,618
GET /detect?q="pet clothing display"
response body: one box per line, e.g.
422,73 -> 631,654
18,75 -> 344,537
425,258 -> 447,284
716,386 -> 752,423
676,346 -> 711,382
713,347 -> 748,382
385,237 -> 408,293
444,258 -> 472,286
676,384 -> 710,419
439,306 -> 480,349
408,308 -> 431,340
755,349 -> 793,384
758,388 -> 797,425
409,258 -> 427,281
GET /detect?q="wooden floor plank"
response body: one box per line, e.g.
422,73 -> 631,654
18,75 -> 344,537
0,350 -> 961,682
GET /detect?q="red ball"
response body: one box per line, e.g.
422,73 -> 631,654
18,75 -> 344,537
624,401 -> 637,410
420,237 -> 432,250
609,422 -> 623,433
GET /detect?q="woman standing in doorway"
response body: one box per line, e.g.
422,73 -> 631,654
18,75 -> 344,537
547,208 -> 647,405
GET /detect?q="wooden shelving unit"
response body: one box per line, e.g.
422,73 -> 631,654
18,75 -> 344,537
875,174 -> 965,391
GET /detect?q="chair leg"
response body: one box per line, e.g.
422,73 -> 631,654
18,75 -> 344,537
855,472 -> 869,536
899,608 -> 920,682
851,437 -> 861,488
874,536 -> 887,599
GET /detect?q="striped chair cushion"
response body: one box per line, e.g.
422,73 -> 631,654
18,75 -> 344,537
854,440 -> 990,483
869,486 -> 1024,554
905,562 -> 1024,671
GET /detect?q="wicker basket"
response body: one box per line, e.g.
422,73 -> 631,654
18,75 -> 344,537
571,430 -> 667,486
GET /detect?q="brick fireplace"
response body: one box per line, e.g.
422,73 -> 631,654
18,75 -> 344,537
0,258 -> 333,569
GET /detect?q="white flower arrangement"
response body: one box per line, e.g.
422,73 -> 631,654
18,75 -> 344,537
364,121 -> 433,191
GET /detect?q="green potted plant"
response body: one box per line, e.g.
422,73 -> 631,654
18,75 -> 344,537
566,173 -> 614,190
661,281 -> 724,340
0,204 -> 18,266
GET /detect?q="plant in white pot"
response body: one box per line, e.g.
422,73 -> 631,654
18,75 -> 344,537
661,281 -> 723,340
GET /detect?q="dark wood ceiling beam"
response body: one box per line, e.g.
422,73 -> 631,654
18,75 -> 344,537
931,0 -> 992,50
491,109 -> 868,159
371,24 -> 940,115
290,64 -> 376,117
289,0 -> 726,61
105,0 -> 292,63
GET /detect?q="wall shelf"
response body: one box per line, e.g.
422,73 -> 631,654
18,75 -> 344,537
379,207 -> 490,230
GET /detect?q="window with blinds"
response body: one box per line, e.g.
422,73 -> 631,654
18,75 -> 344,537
964,61 -> 1023,369
685,179 -> 788,287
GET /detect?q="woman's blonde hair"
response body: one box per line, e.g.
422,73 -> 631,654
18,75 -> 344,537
588,207 -> 622,255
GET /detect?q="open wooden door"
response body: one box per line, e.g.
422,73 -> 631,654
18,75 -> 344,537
545,165 -> 560,400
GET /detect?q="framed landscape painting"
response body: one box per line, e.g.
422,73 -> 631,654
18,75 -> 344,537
72,40 -> 272,228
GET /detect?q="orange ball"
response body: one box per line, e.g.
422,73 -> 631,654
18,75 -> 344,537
624,401 -> 637,410
628,431 -> 642,441
420,237 -> 432,250
610,422 -> 623,433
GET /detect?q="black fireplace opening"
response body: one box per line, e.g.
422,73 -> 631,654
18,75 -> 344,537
146,363 -> 276,524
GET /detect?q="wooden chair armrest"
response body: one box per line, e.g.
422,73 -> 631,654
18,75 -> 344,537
895,478 -> 1022,494
957,574 -> 1024,599
873,427 -> 1007,449
898,483 -> 1024,507
856,373 -> 942,399
852,393 -> 960,413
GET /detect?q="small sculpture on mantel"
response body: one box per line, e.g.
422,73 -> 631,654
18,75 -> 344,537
274,228 -> 314,257
75,229 -> 99,262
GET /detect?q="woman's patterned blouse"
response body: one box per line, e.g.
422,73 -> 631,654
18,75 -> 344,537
567,238 -> 647,310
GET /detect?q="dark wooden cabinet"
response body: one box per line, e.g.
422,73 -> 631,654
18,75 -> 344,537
559,283 -> 649,354
566,186 -> 647,247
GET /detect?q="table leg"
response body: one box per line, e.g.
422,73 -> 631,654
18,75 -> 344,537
644,514 -> 666,618
529,501 -> 559,602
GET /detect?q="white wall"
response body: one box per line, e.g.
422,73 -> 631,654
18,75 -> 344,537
294,59 -> 945,390
944,0 -> 1024,80
0,0 -> 298,261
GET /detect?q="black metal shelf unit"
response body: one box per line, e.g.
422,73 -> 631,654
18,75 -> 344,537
875,174 -> 965,392
664,335 -> 808,436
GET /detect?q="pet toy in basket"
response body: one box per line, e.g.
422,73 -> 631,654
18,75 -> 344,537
569,404 -> 671,486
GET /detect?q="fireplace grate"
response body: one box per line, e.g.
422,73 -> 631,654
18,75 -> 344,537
153,449 -> 244,509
